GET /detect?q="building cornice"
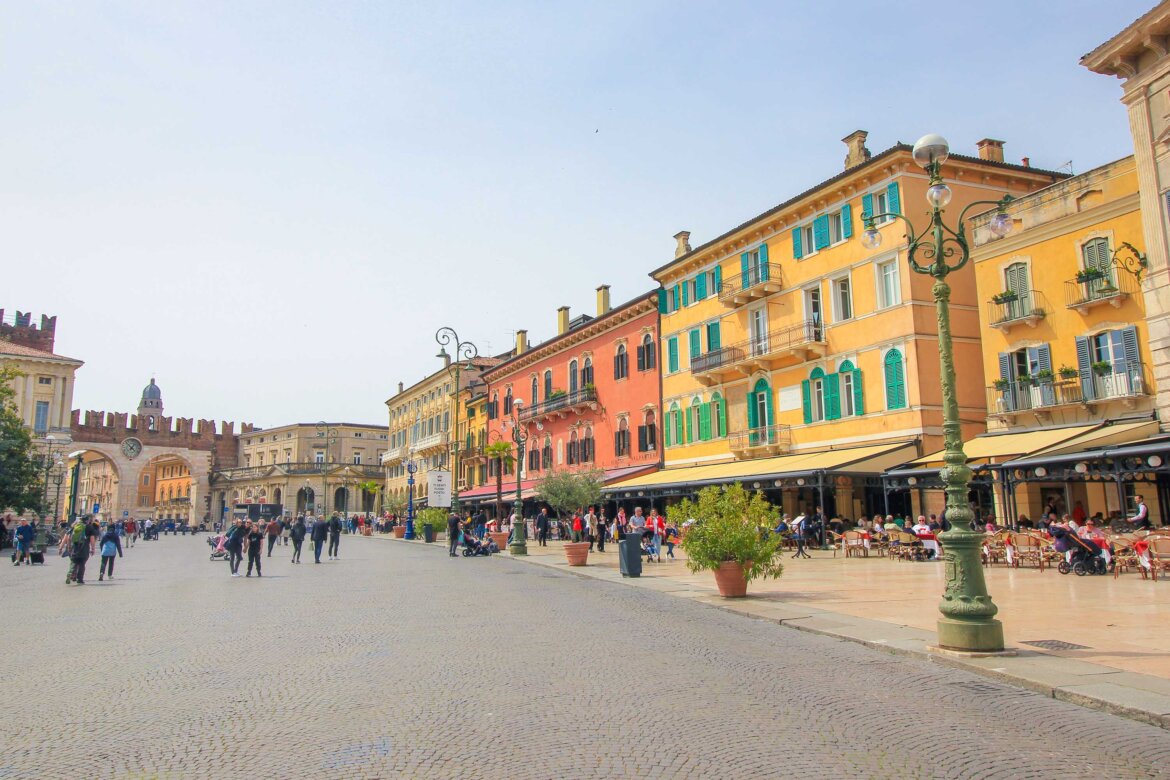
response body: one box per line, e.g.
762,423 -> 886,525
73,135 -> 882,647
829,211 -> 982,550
1081,2 -> 1170,79
971,191 -> 1140,261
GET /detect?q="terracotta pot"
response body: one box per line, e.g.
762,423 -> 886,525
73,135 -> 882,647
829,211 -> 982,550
489,531 -> 509,550
713,561 -> 749,598
392,526 -> 405,538
563,541 -> 590,567
361,527 -> 372,537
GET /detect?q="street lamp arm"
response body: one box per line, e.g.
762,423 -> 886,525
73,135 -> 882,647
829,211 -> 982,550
435,327 -> 480,365
955,196 -> 1014,228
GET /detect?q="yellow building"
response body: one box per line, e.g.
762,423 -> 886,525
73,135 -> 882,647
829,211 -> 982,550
210,422 -> 388,520
455,384 -> 489,495
967,154 -> 1162,523
153,457 -> 192,523
618,131 -> 1063,519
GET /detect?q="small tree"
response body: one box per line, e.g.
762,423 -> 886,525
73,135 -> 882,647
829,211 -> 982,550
535,468 -> 604,520
484,441 -> 514,523
0,363 -> 43,514
671,483 -> 783,584
358,480 -> 380,515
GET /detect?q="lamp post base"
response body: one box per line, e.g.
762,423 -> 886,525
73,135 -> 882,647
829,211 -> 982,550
508,542 -> 528,556
936,617 -> 1006,655
404,520 -> 415,540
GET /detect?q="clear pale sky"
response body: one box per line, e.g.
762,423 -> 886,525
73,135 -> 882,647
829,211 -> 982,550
0,0 -> 1150,429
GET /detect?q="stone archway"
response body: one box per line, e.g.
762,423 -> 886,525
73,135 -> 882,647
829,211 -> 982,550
68,449 -> 123,522
138,451 -> 201,526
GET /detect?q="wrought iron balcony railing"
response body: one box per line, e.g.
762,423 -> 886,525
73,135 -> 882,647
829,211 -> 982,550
988,290 -> 1047,330
518,387 -> 598,421
691,320 -> 825,384
989,362 -> 1148,416
1064,271 -> 1137,312
728,424 -> 792,456
718,263 -> 783,306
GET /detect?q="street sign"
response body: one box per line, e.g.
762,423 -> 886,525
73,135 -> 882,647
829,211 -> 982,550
428,470 -> 452,508
93,503 -> 100,514
123,511 -> 129,518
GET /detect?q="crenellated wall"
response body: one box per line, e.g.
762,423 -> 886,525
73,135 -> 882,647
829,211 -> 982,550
70,409 -> 249,469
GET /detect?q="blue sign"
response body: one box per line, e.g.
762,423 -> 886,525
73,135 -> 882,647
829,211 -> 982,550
93,503 -> 100,514
123,510 -> 129,518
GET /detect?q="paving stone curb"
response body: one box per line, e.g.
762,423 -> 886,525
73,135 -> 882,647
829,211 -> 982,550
373,533 -> 1170,731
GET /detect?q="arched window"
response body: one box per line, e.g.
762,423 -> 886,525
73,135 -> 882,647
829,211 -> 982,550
568,431 -> 579,465
837,360 -> 863,417
665,401 -> 682,447
531,376 -> 538,406
543,370 -> 553,399
556,438 -> 564,465
582,427 -> 594,463
689,397 -> 702,443
582,357 -> 593,388
640,409 -> 658,451
490,391 -> 499,420
542,436 -> 553,469
569,360 -> 579,393
615,418 -> 630,457
614,344 -> 628,380
747,378 -> 772,430
638,333 -> 657,371
884,349 -> 907,410
711,392 -> 727,439
503,387 -> 512,415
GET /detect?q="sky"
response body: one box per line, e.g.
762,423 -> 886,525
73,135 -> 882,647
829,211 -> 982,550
0,0 -> 1151,429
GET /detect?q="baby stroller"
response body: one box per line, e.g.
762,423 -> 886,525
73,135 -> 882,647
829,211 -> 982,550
1052,527 -> 1107,576
461,533 -> 494,557
207,533 -> 229,561
641,530 -> 658,562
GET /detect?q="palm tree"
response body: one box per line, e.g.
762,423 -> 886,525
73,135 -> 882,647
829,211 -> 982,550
484,441 -> 514,524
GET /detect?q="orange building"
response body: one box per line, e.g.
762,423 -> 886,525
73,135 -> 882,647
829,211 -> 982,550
468,286 -> 661,517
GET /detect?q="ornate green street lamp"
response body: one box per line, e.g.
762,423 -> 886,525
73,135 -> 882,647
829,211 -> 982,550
435,326 -> 479,518
504,400 -> 532,556
316,422 -> 338,522
861,133 -> 1012,653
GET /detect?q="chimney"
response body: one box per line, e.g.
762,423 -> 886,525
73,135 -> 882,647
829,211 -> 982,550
673,231 -> 692,258
596,285 -> 611,316
842,130 -> 871,169
397,381 -> 404,394
1021,157 -> 1031,168
515,329 -> 528,355
557,306 -> 570,335
976,138 -> 1005,163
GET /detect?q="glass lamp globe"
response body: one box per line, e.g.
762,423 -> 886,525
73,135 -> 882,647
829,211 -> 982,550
989,212 -> 1013,237
926,183 -> 952,209
912,133 -> 950,168
861,228 -> 882,250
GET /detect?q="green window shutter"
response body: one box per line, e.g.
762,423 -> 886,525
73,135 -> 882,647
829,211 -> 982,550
664,412 -> 673,447
695,272 -> 707,299
682,279 -> 690,307
793,227 -> 804,260
825,372 -> 841,420
813,215 -> 830,250
887,182 -> 901,215
685,407 -> 693,443
884,350 -> 906,410
668,337 -> 679,373
801,380 -> 812,424
1075,336 -> 1092,399
998,353 -> 1011,381
759,242 -> 770,281
707,321 -> 721,351
672,284 -> 681,311
841,204 -> 853,239
657,288 -> 667,314
688,329 -> 701,359
713,265 -> 722,293
675,409 -> 684,446
740,252 -> 750,288
699,403 -> 711,441
852,368 -> 865,415
765,389 -> 774,426
718,399 -> 727,437
747,391 -> 758,429
1121,326 -> 1140,373
861,193 -> 874,220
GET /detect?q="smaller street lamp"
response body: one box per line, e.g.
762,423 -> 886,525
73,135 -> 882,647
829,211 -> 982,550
405,459 -> 418,540
503,400 -> 534,556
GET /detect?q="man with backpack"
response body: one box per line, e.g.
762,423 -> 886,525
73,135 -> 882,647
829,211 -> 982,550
311,514 -> 329,563
224,519 -> 246,577
66,516 -> 97,585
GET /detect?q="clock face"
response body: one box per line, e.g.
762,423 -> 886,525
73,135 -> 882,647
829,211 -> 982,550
121,438 -> 143,459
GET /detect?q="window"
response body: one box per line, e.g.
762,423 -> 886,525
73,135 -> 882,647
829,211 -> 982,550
829,211 -> 844,244
710,392 -> 727,438
38,376 -> 51,385
581,428 -> 594,463
687,398 -> 702,443
637,333 -> 657,371
738,245 -> 770,288
1002,261 -> 1032,318
142,474 -> 150,486
1075,328 -> 1140,401
793,222 -> 816,260
543,370 -> 553,399
747,379 -> 772,430
582,357 -> 593,387
808,368 -> 826,422
567,432 -> 579,465
876,259 -> 900,309
531,377 -> 538,406
613,344 -> 628,380
315,452 -> 325,464
638,413 -> 657,452
832,276 -> 853,322
688,329 -> 701,365
884,349 -> 907,410
33,401 -> 50,434
503,389 -> 512,415
705,321 -> 721,353
569,360 -> 579,393
615,419 -> 630,457
353,453 -> 362,465
838,360 -> 863,417
257,453 -> 265,466
862,184 -> 899,225
541,438 -> 553,469
804,286 -> 823,333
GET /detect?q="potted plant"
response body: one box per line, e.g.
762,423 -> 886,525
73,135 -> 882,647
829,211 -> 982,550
548,389 -> 567,400
1016,373 -> 1031,386
535,468 -> 604,566
1075,268 -> 1105,283
673,483 -> 784,598
416,508 -> 447,544
582,382 -> 597,396
993,378 -> 1010,391
992,290 -> 1018,304
1058,365 -> 1078,380
1034,369 -> 1054,383
1092,361 -> 1113,377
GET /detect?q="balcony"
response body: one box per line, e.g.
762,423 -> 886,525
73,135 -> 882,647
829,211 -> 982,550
1064,271 -> 1137,314
729,424 -> 792,458
718,263 -> 784,307
690,320 -> 826,387
988,291 -> 1047,331
518,387 -> 599,423
989,362 -> 1149,420
381,445 -> 408,465
413,431 -> 447,454
216,462 -> 385,480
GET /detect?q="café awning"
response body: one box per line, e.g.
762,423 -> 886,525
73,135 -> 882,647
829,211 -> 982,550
910,423 -> 1100,467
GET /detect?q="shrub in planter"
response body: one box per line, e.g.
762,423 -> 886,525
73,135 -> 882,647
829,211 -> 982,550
993,378 -> 1010,391
1058,365 -> 1078,379
992,291 -> 1018,304
1076,268 -> 1104,283
1034,369 -> 1054,383
1091,361 -> 1113,376
415,508 -> 448,543
672,483 -> 783,597
536,468 -> 604,566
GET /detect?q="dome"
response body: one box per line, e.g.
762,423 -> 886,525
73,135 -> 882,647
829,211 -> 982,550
141,377 -> 162,401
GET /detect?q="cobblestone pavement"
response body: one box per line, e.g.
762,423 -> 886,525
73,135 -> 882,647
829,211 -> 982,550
3,535 -> 1170,779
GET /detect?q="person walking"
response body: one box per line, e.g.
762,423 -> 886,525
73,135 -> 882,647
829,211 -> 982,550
535,508 -> 551,547
290,515 -> 306,563
571,510 -> 584,543
12,517 -> 34,566
447,512 -> 461,557
327,512 -> 342,560
124,518 -> 137,548
596,510 -> 607,553
663,520 -> 679,560
311,514 -> 329,563
282,516 -> 291,546
97,523 -> 123,581
225,519 -> 246,577
265,516 -> 281,557
66,516 -> 97,585
245,521 -> 263,577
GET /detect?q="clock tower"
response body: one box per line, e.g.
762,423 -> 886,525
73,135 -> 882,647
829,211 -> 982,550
138,377 -> 164,432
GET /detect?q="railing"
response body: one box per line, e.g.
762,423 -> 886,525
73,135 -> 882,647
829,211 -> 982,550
518,387 -> 598,421
691,320 -> 824,376
413,431 -> 447,451
728,424 -> 792,452
989,362 -> 1148,414
988,291 -> 1047,328
1064,271 -> 1137,310
215,462 -> 384,479
718,263 -> 783,303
